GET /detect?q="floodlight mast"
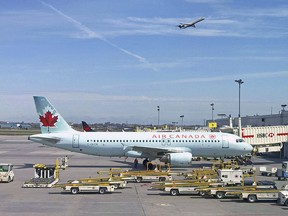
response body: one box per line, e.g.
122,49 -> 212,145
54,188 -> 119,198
235,79 -> 244,137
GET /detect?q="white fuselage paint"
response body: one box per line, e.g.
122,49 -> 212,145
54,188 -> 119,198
29,131 -> 253,158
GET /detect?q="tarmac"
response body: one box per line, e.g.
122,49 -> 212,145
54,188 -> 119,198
0,135 -> 288,216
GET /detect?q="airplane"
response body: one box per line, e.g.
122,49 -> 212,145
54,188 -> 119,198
178,17 -> 205,29
82,121 -> 95,132
28,96 -> 253,167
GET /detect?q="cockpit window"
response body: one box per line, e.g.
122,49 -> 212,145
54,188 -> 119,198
236,139 -> 245,143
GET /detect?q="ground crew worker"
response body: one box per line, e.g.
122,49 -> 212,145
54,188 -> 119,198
134,158 -> 138,169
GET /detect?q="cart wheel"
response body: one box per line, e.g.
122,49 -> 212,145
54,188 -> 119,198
136,177 -> 142,183
99,187 -> 106,194
216,191 -> 225,199
170,189 -> 179,196
199,191 -> 206,196
71,187 -> 79,195
248,195 -> 257,203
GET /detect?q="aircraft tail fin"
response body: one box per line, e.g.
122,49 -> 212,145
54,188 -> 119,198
82,121 -> 95,132
33,96 -> 75,134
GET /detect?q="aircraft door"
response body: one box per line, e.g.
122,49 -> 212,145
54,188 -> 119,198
222,136 -> 229,148
72,134 -> 80,148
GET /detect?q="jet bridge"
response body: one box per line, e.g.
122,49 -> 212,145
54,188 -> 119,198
241,126 -> 288,155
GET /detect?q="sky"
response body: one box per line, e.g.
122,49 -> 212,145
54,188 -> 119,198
0,0 -> 288,125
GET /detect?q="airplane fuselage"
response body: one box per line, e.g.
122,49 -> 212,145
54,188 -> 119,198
29,131 -> 251,159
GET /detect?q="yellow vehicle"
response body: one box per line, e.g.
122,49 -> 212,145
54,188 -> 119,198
227,185 -> 288,203
22,162 -> 59,188
107,163 -> 173,183
54,181 -> 115,195
67,177 -> 127,189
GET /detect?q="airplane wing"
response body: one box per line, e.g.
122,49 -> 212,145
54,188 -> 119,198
122,144 -> 191,157
193,18 -> 205,25
28,135 -> 61,144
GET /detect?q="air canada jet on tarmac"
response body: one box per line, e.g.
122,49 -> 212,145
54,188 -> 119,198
29,96 -> 253,166
178,17 -> 205,29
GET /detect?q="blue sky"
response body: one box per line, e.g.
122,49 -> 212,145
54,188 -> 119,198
0,0 -> 288,125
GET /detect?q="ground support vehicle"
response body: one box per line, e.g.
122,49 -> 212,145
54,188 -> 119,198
201,180 -> 277,199
162,182 -> 222,196
259,166 -> 277,176
0,163 -> 14,183
276,161 -> 288,180
22,162 -> 59,188
165,185 -> 201,196
67,177 -> 127,189
124,173 -> 173,183
152,169 -> 246,196
240,189 -> 279,203
217,169 -> 243,186
278,190 -> 288,206
108,167 -> 173,183
229,185 -> 288,203
57,156 -> 68,170
182,168 -> 218,180
54,181 -> 115,195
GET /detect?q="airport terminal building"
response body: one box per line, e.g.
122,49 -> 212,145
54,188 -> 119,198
214,110 -> 288,128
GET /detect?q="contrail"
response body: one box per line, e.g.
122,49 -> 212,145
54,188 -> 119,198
40,1 -> 157,70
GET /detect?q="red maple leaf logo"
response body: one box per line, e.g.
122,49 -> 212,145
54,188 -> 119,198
39,111 -> 58,127
209,134 -> 216,140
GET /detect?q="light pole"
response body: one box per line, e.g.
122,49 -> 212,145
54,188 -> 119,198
210,103 -> 214,121
235,79 -> 244,137
157,106 -> 160,128
180,115 -> 184,128
281,104 -> 286,125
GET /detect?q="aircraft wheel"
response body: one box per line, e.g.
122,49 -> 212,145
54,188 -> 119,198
143,159 -> 149,167
71,187 -> 79,195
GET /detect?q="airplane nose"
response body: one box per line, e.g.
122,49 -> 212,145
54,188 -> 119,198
245,143 -> 253,152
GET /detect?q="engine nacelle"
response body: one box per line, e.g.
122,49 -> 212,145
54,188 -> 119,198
160,152 -> 192,167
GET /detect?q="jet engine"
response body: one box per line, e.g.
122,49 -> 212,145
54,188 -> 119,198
160,152 -> 192,167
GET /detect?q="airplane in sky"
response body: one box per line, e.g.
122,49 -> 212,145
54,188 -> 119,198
82,121 -> 95,132
28,96 -> 253,166
178,17 -> 205,29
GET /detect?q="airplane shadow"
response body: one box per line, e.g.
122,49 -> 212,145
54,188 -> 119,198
14,163 -> 34,169
146,193 -> 203,198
